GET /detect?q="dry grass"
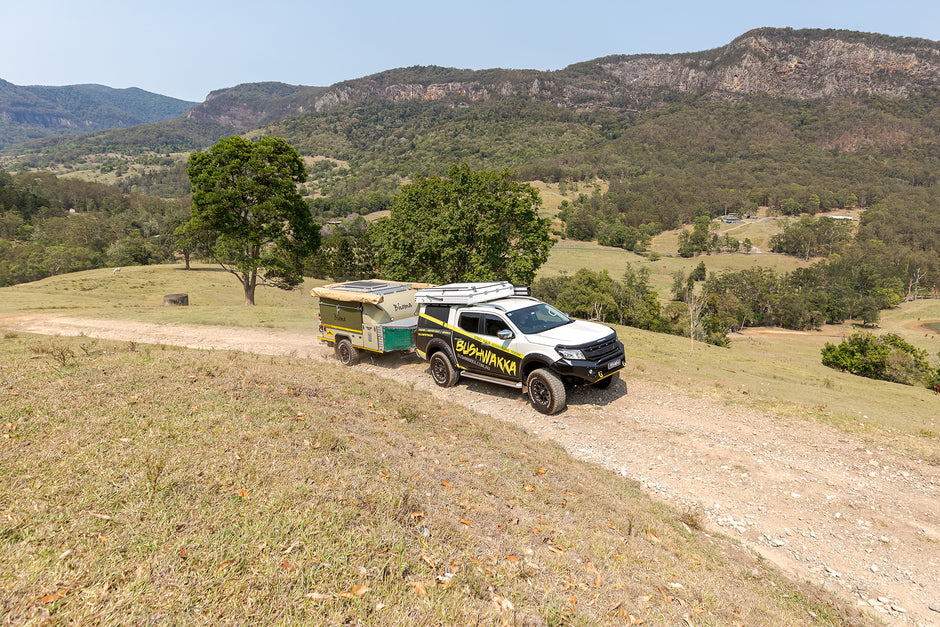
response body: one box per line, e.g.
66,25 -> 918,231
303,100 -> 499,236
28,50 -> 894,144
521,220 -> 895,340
2,263 -> 937,458
609,320 -> 940,462
535,229 -> 940,463
0,264 -> 329,333
0,335 -> 872,625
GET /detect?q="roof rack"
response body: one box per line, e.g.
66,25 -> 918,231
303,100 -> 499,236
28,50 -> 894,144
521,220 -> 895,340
322,280 -> 412,295
415,281 -> 527,305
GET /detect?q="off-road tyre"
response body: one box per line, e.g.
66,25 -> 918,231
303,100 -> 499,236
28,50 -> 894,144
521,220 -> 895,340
592,373 -> 618,390
336,338 -> 360,366
429,351 -> 458,387
527,368 -> 566,415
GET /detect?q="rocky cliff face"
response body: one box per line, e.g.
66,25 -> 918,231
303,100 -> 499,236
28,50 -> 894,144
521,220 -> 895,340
290,28 -> 940,116
183,82 -> 326,132
597,30 -> 939,101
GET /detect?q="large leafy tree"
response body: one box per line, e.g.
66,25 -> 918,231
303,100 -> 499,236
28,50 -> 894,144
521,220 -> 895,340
372,163 -> 553,285
184,136 -> 319,304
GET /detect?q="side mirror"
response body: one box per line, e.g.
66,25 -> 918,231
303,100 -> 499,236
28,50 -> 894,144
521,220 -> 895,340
497,329 -> 514,340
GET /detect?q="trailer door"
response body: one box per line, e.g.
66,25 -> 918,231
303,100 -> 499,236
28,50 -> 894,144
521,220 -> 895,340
320,299 -> 363,334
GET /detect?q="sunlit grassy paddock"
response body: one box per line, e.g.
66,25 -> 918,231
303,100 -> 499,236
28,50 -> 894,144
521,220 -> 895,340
539,238 -> 812,297
612,319 -> 940,461
536,240 -> 940,460
0,264 -> 328,333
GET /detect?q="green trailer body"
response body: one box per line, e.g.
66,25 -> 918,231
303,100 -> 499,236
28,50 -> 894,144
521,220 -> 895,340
319,300 -> 363,334
312,280 -> 427,364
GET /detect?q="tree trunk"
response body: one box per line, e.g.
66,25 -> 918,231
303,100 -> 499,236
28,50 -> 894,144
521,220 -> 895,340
243,270 -> 257,305
163,293 -> 189,306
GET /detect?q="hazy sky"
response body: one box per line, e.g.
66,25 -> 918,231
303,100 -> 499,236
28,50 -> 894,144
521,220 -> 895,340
3,0 -> 938,102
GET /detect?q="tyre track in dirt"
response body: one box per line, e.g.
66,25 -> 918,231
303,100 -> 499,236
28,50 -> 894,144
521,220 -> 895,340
2,314 -> 939,625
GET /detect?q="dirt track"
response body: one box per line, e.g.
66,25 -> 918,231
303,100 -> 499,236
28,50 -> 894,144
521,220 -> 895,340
2,314 -> 939,626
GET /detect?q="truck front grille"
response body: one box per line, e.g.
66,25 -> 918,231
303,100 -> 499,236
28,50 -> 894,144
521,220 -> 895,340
576,333 -> 624,363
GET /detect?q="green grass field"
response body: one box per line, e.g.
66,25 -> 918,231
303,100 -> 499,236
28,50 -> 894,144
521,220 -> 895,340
538,238 -> 811,296
537,208 -> 860,297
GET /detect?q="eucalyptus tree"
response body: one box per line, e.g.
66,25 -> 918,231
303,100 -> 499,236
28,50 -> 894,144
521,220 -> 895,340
372,163 -> 553,285
184,136 -> 319,305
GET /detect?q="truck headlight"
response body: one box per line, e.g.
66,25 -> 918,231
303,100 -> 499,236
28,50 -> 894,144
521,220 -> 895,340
557,347 -> 585,361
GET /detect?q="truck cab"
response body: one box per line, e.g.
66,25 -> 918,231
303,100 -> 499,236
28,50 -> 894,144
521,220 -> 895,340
415,282 -> 625,414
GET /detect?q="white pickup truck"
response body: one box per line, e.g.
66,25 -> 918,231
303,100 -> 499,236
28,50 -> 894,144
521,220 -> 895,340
414,282 -> 625,414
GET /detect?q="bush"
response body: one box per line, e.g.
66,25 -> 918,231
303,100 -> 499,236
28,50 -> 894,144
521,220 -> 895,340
821,331 -> 933,386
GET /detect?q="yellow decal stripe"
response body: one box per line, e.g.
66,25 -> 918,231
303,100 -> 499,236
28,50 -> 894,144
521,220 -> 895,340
322,323 -> 362,334
418,312 -> 524,359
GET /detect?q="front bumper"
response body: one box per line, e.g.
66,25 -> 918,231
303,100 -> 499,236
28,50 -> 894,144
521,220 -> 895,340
552,355 -> 626,384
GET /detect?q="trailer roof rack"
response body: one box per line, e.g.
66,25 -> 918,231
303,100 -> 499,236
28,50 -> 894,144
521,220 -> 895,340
312,279 -> 429,306
326,280 -> 412,295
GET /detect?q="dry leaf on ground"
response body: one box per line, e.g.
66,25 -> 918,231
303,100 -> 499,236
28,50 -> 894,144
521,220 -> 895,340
40,589 -> 68,603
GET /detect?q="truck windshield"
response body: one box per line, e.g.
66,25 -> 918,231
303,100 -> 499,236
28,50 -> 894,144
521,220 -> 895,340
506,303 -> 572,334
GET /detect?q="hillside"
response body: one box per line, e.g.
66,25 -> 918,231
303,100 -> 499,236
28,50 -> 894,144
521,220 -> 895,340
2,327 -> 885,625
9,265 -> 940,623
1,28 -> 938,308
0,80 -> 197,149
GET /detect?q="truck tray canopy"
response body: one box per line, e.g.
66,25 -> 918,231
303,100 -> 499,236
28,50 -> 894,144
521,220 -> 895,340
382,316 -> 418,328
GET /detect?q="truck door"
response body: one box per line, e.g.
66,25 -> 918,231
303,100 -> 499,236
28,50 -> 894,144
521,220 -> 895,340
453,311 -> 522,380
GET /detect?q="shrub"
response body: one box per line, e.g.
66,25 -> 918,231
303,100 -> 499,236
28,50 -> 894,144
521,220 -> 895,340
821,331 -> 933,386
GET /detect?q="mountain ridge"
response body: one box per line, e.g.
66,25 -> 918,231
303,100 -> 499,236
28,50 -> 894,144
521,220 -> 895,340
0,80 -> 198,149
167,27 -> 938,136
312,27 -> 940,109
5,27 -> 938,152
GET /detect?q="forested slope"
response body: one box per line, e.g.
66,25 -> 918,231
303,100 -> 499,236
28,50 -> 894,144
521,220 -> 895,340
0,80 -> 196,148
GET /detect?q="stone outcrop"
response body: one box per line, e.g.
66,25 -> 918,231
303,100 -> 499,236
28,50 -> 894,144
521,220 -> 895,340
288,28 -> 939,116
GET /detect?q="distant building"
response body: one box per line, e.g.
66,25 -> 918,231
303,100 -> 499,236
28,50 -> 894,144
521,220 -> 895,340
320,213 -> 362,235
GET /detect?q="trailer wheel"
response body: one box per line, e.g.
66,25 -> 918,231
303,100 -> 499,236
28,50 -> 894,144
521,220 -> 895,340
429,352 -> 458,387
336,338 -> 360,366
527,368 -> 566,415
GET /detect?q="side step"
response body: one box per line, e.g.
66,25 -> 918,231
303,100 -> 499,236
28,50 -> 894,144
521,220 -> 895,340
459,371 -> 523,390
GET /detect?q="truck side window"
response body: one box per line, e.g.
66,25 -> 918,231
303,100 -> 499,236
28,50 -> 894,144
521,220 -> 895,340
423,305 -> 450,322
483,315 -> 509,337
458,312 -> 481,334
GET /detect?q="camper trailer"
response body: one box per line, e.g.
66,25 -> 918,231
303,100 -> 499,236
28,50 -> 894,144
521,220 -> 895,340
312,280 -> 426,365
